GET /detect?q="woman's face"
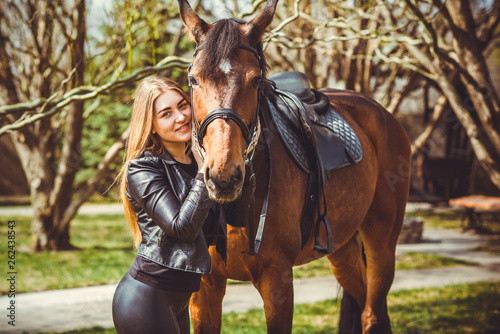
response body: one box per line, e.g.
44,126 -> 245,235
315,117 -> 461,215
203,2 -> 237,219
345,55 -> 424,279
152,90 -> 192,147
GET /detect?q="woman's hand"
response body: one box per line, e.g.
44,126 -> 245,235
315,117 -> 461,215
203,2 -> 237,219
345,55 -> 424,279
191,120 -> 206,172
191,137 -> 206,172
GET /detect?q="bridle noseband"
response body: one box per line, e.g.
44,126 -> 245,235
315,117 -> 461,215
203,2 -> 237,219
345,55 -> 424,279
188,42 -> 263,164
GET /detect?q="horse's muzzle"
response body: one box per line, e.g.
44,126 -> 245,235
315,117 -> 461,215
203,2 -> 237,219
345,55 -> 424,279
205,165 -> 244,203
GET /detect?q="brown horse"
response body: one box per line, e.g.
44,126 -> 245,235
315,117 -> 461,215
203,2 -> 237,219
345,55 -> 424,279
177,0 -> 411,333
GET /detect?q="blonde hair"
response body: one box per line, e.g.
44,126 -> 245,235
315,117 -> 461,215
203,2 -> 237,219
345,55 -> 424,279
119,76 -> 191,247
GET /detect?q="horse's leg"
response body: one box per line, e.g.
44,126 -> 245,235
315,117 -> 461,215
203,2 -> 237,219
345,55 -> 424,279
253,260 -> 294,333
327,231 -> 366,307
327,232 -> 366,334
358,185 -> 407,333
190,270 -> 227,334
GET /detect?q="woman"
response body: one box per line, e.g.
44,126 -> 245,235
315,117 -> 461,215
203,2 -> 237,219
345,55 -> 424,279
112,76 -> 218,334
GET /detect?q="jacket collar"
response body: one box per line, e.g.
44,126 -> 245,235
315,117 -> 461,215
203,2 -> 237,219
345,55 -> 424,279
142,148 -> 190,202
143,149 -> 177,165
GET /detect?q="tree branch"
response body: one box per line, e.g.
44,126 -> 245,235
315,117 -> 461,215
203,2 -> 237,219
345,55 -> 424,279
0,56 -> 191,136
411,94 -> 447,154
239,0 -> 267,19
386,71 -> 420,114
478,1 -> 500,48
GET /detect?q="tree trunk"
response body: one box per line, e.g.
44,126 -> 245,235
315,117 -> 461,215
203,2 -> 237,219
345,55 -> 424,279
0,0 -> 87,251
408,44 -> 500,190
444,0 -> 500,151
12,137 -> 77,251
404,0 -> 500,192
442,0 -> 500,190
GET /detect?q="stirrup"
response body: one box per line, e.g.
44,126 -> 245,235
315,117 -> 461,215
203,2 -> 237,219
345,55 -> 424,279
314,214 -> 333,254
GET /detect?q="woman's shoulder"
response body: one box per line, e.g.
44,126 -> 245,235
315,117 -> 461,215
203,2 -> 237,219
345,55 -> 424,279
129,150 -> 176,168
128,151 -> 160,169
127,150 -> 164,176
126,151 -> 173,193
127,150 -> 180,182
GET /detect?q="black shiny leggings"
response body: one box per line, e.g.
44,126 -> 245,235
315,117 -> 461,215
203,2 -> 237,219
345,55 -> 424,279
112,273 -> 193,334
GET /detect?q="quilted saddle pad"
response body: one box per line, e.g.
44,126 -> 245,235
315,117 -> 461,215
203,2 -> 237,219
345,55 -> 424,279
266,97 -> 362,174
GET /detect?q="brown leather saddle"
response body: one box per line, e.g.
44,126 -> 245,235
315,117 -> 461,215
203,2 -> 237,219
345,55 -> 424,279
265,71 -> 362,253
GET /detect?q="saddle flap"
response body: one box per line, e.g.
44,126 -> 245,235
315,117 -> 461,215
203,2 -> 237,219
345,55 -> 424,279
311,122 -> 345,171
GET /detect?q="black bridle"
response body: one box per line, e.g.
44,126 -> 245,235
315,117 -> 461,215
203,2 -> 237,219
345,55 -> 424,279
188,43 -> 263,164
188,41 -> 271,256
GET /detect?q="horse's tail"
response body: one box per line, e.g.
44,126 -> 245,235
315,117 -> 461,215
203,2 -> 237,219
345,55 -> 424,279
338,290 -> 362,334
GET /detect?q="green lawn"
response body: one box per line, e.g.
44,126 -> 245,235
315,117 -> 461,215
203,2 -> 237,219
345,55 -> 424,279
293,251 -> 477,279
406,209 -> 500,233
0,214 -> 135,294
34,281 -> 500,334
219,281 -> 500,334
3,211 -> 499,333
0,212 -> 486,294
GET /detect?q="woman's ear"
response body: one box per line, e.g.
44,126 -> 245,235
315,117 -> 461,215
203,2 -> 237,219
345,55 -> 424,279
177,0 -> 212,45
242,0 -> 279,45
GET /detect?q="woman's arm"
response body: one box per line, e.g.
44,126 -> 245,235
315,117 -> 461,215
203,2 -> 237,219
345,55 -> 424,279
127,157 -> 213,243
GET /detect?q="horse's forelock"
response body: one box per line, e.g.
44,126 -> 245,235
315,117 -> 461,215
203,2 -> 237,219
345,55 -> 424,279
197,19 -> 243,79
196,18 -> 268,79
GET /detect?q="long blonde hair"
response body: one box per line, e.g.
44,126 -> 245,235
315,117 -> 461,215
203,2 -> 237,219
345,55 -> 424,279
119,76 -> 191,247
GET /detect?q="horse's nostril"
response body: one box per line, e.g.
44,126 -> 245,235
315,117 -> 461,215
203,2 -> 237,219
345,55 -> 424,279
233,166 -> 243,183
205,167 -> 215,189
206,166 -> 212,180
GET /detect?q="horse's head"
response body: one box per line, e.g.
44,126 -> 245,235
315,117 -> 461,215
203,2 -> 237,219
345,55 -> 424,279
178,0 -> 277,203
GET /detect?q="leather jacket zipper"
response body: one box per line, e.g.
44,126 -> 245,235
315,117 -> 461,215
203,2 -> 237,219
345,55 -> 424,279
158,231 -> 165,246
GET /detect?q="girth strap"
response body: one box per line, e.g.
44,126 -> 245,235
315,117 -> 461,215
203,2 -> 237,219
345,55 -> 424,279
254,116 -> 271,254
242,113 -> 272,256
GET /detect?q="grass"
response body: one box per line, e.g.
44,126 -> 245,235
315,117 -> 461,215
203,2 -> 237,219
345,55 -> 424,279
3,211 -> 499,333
395,251 -> 477,270
0,214 -> 135,294
405,210 -> 465,229
406,210 -> 500,233
35,281 -> 500,334
406,210 -> 500,255
221,282 -> 500,334
292,251 -> 478,278
0,212 -> 486,294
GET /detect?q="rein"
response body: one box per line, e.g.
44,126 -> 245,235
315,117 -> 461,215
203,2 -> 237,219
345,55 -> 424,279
188,41 -> 271,256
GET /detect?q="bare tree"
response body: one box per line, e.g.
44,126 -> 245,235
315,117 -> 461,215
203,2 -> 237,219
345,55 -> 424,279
254,0 -> 500,191
406,0 -> 500,189
0,0 -> 190,251
0,0 -> 87,251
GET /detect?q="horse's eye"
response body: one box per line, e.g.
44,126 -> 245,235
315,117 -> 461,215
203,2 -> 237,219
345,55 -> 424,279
189,75 -> 199,87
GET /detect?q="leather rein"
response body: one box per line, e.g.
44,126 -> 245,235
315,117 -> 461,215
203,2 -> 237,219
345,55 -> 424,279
187,42 -> 271,256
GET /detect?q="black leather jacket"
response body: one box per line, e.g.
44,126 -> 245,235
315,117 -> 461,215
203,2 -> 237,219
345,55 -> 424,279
126,149 -> 215,274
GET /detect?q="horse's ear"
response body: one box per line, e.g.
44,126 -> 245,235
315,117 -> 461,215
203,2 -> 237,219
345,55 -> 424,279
177,0 -> 211,45
243,0 -> 279,45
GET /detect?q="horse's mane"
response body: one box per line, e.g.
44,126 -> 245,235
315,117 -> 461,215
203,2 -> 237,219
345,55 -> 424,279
197,18 -> 269,80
